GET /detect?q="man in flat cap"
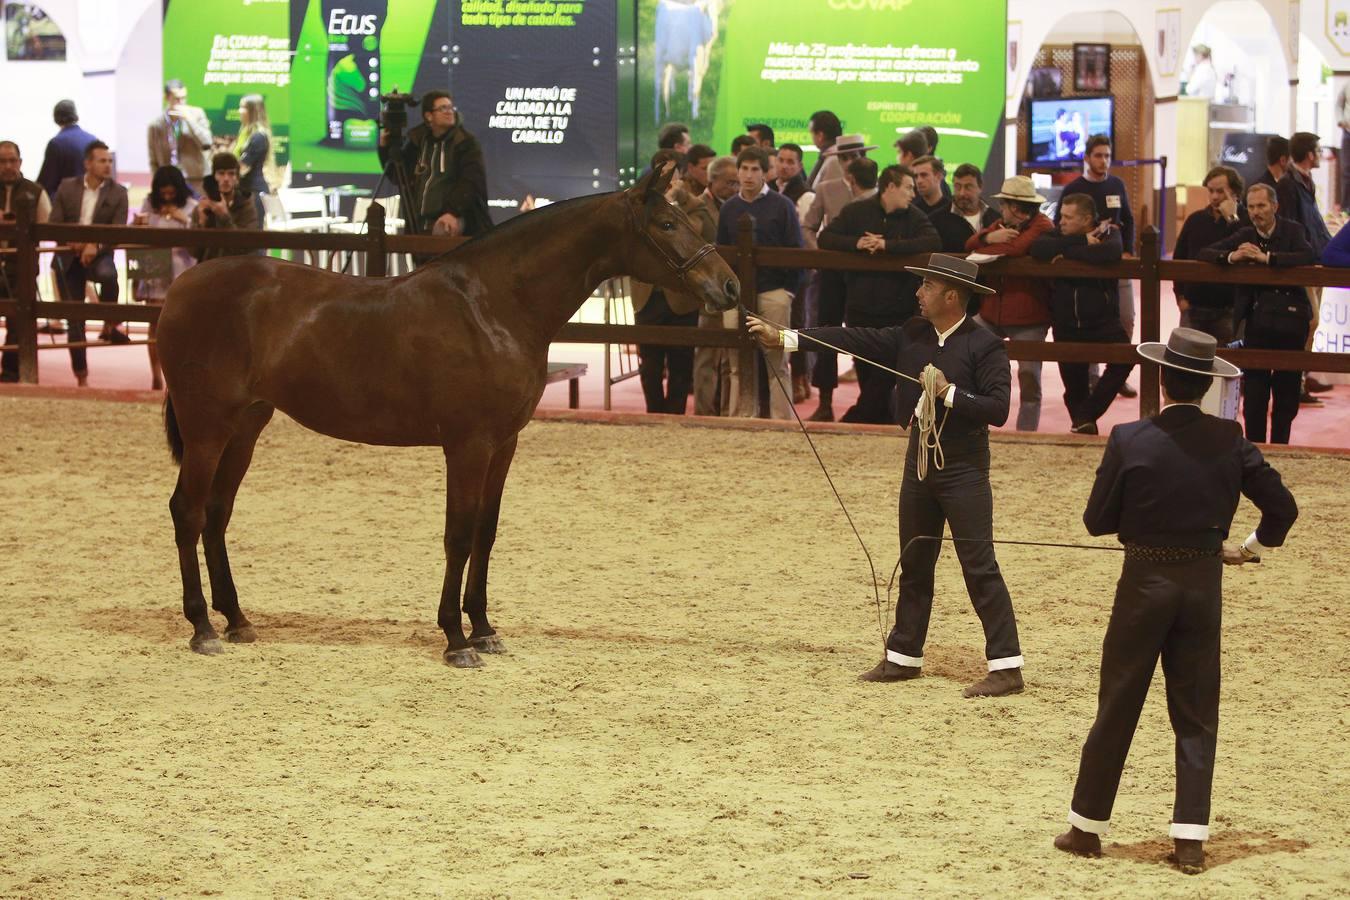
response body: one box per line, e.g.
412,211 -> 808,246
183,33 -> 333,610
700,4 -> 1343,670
1055,327 -> 1298,874
747,253 -> 1026,698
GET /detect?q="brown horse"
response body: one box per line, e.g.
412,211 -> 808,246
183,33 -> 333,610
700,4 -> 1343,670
157,164 -> 738,666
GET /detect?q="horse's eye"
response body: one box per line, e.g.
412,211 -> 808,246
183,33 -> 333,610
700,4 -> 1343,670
660,221 -> 675,231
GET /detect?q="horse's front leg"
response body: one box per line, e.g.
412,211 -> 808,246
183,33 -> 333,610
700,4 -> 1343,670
463,436 -> 518,655
439,442 -> 493,669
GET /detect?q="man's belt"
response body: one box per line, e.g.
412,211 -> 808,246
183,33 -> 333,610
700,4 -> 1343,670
1123,544 -> 1218,562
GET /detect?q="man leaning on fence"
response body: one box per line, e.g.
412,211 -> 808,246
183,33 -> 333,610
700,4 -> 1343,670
1197,183 -> 1315,445
0,140 -> 52,382
1172,166 -> 1248,345
716,146 -> 803,419
1030,192 -> 1134,435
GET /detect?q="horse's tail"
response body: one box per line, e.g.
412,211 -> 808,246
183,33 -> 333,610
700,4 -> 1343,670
164,395 -> 184,464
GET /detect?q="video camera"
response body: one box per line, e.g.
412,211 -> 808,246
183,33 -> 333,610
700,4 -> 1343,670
379,91 -> 420,140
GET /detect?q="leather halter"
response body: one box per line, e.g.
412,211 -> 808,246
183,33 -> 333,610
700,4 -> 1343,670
625,198 -> 718,283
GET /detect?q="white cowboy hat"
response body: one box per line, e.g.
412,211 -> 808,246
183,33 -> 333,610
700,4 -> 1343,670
1137,327 -> 1240,378
991,175 -> 1047,204
904,253 -> 995,295
821,134 -> 878,156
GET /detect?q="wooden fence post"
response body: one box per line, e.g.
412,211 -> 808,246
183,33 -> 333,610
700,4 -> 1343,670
366,201 -> 388,277
1138,225 -> 1161,417
14,201 -> 39,383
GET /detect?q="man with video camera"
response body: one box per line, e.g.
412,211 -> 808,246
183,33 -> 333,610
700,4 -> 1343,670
377,90 -> 491,239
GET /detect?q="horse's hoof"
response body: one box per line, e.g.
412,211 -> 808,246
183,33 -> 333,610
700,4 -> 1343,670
190,636 -> 224,655
225,624 -> 258,644
471,635 -> 507,654
444,647 -> 484,669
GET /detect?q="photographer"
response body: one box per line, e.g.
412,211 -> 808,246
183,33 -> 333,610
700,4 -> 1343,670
193,152 -> 259,262
378,91 -> 491,238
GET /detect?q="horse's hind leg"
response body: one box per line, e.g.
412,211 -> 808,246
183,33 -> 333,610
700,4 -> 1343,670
203,403 -> 274,644
463,436 -> 518,654
170,438 -> 229,655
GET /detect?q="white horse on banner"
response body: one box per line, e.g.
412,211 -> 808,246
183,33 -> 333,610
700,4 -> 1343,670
653,0 -> 720,123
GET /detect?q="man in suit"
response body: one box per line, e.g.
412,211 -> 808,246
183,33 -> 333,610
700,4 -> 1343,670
1055,327 -> 1297,875
747,254 -> 1026,698
1196,183 -> 1315,444
49,140 -> 129,385
147,79 -> 213,196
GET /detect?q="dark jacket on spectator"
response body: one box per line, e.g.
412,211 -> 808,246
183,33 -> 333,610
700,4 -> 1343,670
378,122 -> 492,237
967,212 -> 1054,327
1055,174 -> 1135,252
773,173 -> 808,202
817,194 -> 940,320
1195,218 -> 1315,331
1029,227 -> 1124,335
193,190 -> 260,261
931,202 -> 1000,253
37,123 -> 100,199
1275,169 -> 1332,257
1172,204 -> 1249,310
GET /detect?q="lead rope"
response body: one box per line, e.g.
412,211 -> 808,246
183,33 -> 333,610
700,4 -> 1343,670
777,326 -> 945,481
743,316 -> 1126,646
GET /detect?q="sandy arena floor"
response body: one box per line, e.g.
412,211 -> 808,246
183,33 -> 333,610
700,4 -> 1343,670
1,396 -> 1347,898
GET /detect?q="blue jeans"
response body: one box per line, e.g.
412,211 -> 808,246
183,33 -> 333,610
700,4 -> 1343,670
974,316 -> 1047,431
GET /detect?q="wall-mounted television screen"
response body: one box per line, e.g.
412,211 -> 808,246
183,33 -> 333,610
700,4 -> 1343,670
1027,96 -> 1114,163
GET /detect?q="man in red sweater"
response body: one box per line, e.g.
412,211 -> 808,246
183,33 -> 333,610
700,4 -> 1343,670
966,176 -> 1054,431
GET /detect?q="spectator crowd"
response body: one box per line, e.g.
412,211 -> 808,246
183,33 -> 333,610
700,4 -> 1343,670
0,86 -> 1342,445
634,116 -> 1342,445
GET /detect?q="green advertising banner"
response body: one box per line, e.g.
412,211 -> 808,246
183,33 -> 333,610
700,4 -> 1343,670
637,0 -> 1006,178
161,0 -> 291,167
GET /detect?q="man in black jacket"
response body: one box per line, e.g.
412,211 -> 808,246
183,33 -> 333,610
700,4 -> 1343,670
1030,193 -> 1133,434
377,91 -> 491,238
1196,183 -> 1315,443
1056,328 -> 1297,875
0,140 -> 52,382
816,164 -> 940,423
747,254 -> 1026,698
1172,165 -> 1248,343
930,162 -> 1000,253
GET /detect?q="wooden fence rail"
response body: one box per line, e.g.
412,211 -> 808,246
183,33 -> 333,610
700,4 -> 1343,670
3,204 -> 1350,421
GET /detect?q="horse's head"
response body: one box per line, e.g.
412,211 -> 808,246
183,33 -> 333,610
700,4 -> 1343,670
622,163 -> 739,313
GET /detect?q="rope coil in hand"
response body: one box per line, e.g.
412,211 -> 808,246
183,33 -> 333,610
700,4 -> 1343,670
914,364 -> 946,482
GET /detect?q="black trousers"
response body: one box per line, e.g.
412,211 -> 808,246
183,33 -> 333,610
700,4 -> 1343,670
1181,306 -> 1235,346
1242,368 -> 1301,444
840,310 -> 908,424
810,270 -> 846,390
55,253 -> 120,375
0,263 -> 17,380
1057,325 -> 1135,426
1071,554 -> 1222,836
635,290 -> 697,414
889,440 -> 1022,667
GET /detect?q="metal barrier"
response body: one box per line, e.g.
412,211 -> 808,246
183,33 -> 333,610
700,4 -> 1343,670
3,203 -> 1350,420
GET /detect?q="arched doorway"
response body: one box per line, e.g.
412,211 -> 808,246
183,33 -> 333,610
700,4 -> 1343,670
1019,11 -> 1156,232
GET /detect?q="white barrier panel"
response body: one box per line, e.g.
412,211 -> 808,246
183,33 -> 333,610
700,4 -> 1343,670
1313,286 -> 1350,384
1200,374 -> 1240,420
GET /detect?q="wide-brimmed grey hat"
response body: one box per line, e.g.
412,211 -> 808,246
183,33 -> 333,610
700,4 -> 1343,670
904,253 -> 995,294
821,133 -> 878,156
1137,327 -> 1240,378
991,175 -> 1047,203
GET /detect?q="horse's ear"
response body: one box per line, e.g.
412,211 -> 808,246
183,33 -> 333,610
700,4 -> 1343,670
628,161 -> 675,203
